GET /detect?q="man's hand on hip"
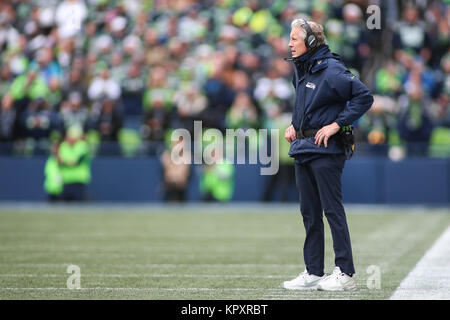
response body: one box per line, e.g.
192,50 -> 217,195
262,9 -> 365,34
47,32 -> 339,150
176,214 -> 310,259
285,125 -> 296,143
315,122 -> 340,148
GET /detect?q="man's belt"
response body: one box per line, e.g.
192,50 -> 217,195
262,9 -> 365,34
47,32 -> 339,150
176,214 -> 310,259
296,129 -> 319,139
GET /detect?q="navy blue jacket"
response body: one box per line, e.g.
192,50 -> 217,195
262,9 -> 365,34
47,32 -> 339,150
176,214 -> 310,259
288,44 -> 374,160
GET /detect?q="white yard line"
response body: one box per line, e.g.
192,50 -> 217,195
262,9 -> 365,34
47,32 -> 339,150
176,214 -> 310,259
0,287 -> 276,291
0,273 -> 288,279
390,225 -> 450,300
0,263 -> 301,267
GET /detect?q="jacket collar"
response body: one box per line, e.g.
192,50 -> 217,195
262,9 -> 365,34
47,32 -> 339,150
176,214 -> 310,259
293,44 -> 334,73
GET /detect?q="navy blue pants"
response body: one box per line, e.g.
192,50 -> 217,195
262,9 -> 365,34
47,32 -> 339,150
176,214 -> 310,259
62,183 -> 87,202
294,154 -> 355,276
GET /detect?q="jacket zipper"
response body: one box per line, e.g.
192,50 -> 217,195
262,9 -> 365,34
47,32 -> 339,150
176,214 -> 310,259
299,64 -> 312,131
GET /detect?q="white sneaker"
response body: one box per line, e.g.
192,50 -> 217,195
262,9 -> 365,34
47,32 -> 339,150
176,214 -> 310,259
317,266 -> 356,291
282,269 -> 326,290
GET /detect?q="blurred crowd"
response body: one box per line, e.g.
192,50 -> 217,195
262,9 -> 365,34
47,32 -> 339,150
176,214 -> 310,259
0,0 -> 449,201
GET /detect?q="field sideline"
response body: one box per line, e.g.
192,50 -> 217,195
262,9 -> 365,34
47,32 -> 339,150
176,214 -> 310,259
0,204 -> 448,300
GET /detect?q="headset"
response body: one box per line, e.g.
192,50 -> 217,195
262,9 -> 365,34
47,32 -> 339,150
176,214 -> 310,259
284,19 -> 318,61
302,19 -> 317,51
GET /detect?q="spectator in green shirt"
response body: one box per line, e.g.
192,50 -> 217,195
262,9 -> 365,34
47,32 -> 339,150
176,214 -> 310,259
57,125 -> 91,201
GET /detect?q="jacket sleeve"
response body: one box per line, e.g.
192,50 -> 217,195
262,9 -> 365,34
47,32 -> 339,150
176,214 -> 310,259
330,70 -> 374,127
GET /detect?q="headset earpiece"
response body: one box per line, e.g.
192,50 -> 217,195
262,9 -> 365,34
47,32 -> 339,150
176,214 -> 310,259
307,34 -> 317,49
303,20 -> 317,51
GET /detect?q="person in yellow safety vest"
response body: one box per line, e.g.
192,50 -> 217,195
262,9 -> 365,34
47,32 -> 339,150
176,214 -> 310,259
200,148 -> 234,202
43,142 -> 63,201
57,125 -> 91,201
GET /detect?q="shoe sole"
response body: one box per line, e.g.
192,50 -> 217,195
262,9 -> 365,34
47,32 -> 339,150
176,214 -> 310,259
317,284 -> 357,291
283,284 -> 319,290
283,280 -> 323,290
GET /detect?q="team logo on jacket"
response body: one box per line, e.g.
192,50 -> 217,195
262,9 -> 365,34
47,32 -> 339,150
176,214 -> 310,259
306,82 -> 316,90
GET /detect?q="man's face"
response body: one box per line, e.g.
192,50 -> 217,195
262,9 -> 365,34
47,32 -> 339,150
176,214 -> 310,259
289,27 -> 307,58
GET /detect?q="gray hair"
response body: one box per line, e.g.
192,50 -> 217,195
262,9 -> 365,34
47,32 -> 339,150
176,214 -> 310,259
291,19 -> 326,46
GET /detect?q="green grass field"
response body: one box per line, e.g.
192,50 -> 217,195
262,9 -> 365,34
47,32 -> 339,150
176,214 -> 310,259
0,205 -> 448,300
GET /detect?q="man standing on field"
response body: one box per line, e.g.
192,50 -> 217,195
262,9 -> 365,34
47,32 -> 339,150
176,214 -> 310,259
282,19 -> 373,291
